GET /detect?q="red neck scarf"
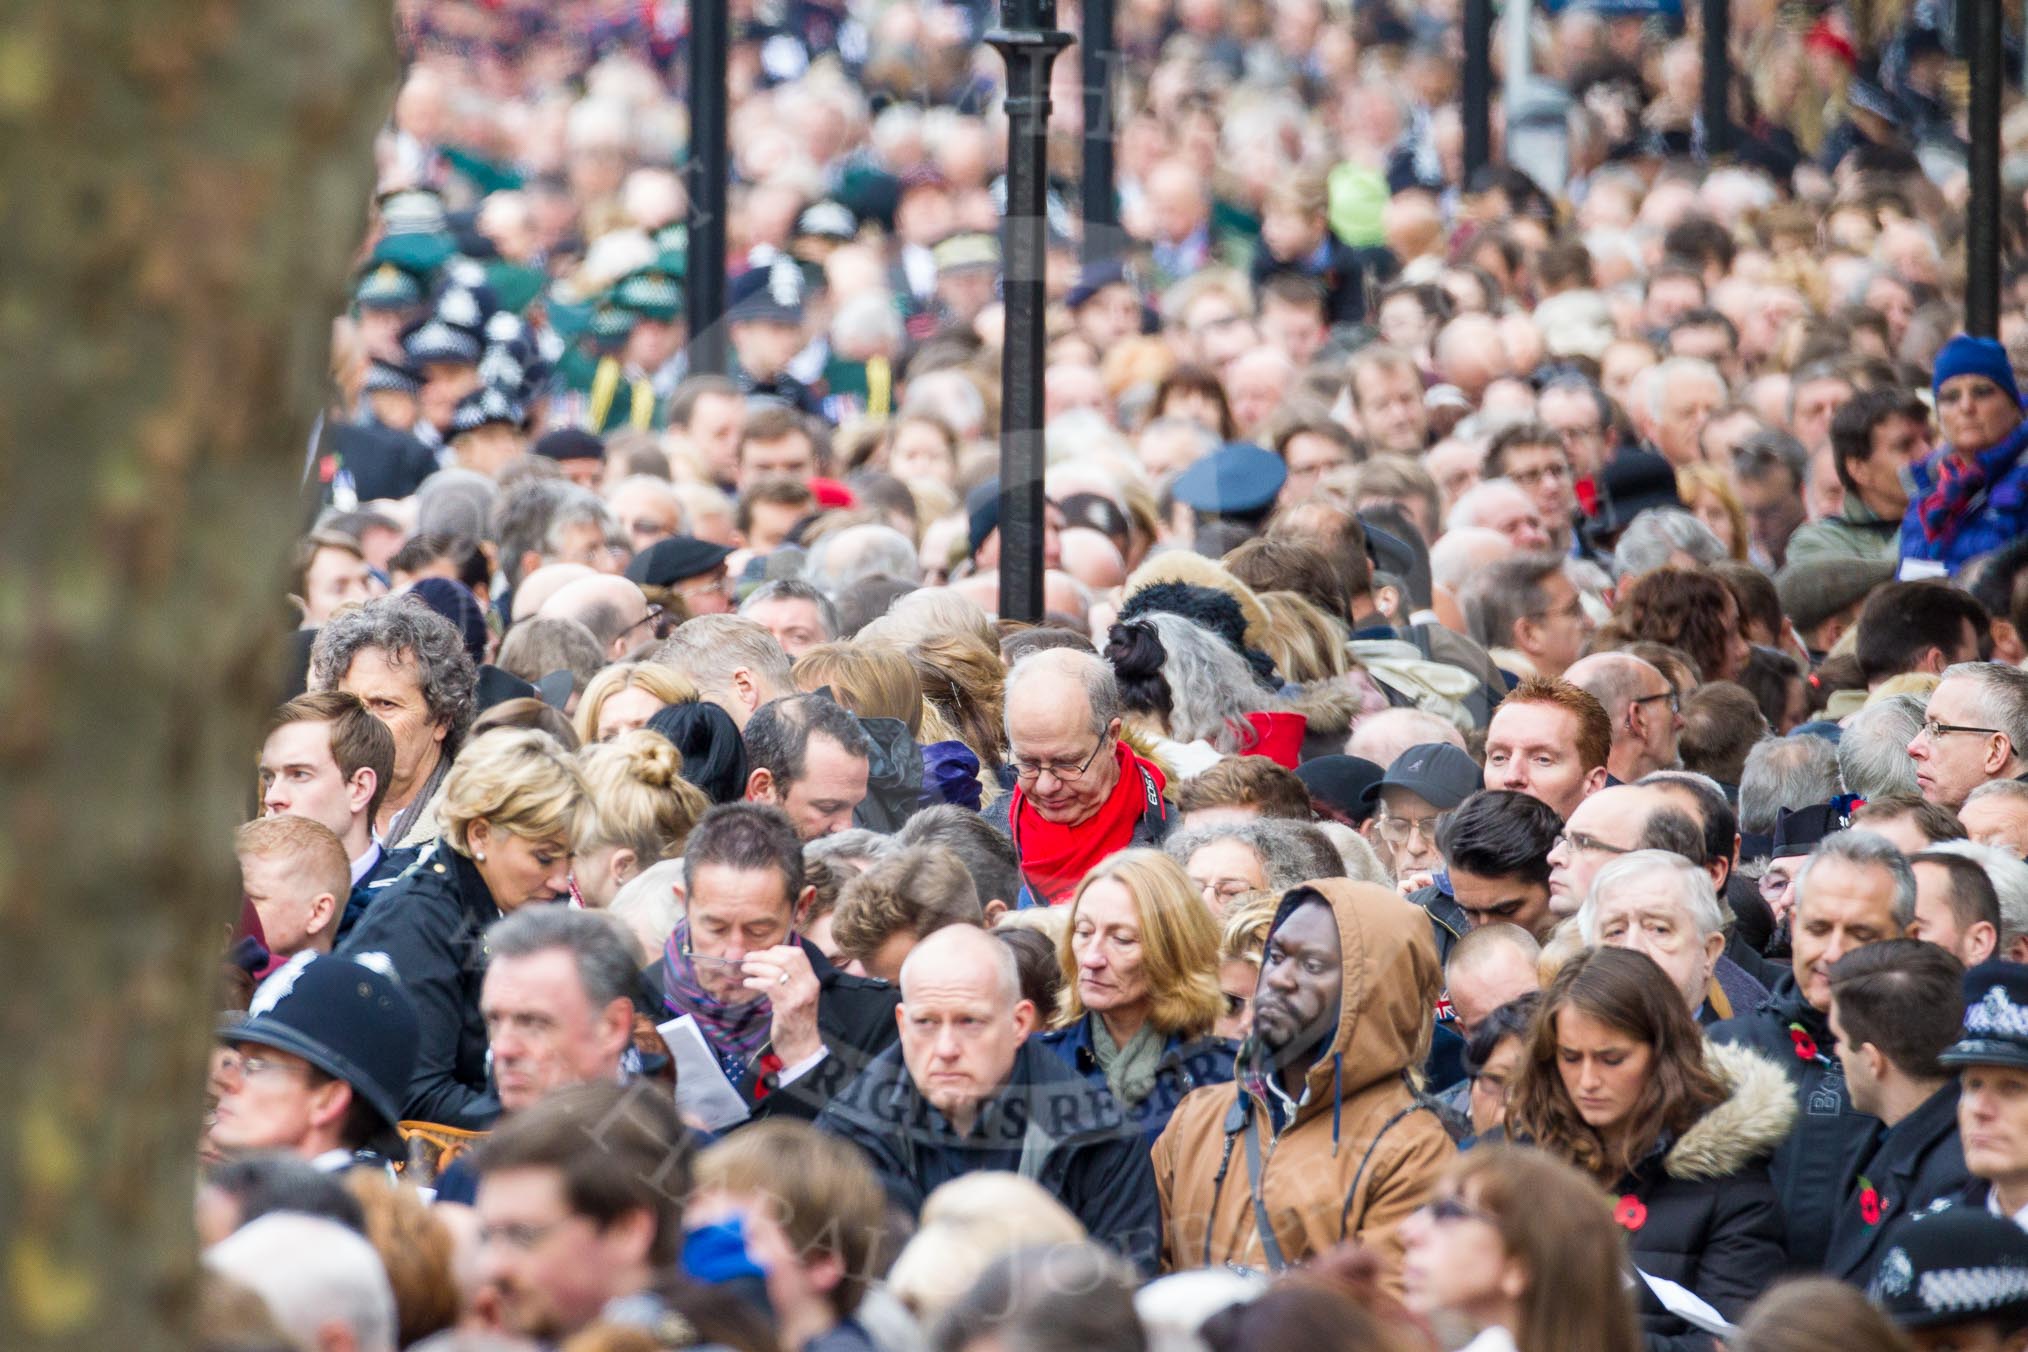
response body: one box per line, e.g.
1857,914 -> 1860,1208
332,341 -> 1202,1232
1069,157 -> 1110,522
1012,742 -> 1165,904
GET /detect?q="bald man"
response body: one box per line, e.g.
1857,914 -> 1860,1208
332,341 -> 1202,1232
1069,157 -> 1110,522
1443,923 -> 1541,1040
540,574 -> 656,661
1565,652 -> 1684,783
817,924 -> 1161,1271
1544,784 -> 1692,917
510,563 -> 597,624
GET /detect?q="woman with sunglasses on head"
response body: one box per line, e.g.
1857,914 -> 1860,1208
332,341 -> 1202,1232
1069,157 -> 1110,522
1506,946 -> 1795,1352
1402,1144 -> 1642,1352
1039,849 -> 1235,1148
1902,335 -> 2028,576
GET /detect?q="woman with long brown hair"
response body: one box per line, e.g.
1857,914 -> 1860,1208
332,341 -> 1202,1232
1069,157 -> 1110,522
1401,1144 -> 1642,1352
1601,567 -> 1753,684
1506,947 -> 1794,1351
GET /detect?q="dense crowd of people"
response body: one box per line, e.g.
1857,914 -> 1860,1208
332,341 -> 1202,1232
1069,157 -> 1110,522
191,0 -> 2028,1349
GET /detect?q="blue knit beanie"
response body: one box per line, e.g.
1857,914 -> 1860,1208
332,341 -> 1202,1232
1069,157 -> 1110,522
1932,335 -> 2023,406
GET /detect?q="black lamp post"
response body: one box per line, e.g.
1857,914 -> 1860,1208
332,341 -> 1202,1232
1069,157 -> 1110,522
1701,0 -> 1732,158
685,0 -> 730,375
1968,0 -> 2004,337
1081,0 -> 1119,263
1464,0 -> 1493,177
988,0 -> 1072,624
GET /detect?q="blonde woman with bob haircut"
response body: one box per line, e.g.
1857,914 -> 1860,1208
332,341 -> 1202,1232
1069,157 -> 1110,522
1401,1144 -> 1642,1352
341,728 -> 588,1126
1038,847 -> 1234,1145
573,661 -> 698,746
573,729 -> 710,909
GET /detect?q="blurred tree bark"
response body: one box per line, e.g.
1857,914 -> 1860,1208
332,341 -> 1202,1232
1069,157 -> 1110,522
0,2 -> 395,1347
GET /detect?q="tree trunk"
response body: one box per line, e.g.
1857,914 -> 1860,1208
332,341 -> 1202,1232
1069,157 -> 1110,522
0,3 -> 395,1347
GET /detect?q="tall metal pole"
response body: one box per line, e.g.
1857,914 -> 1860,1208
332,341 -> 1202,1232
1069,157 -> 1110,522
1969,0 -> 2003,337
1701,0 -> 1732,159
1504,0 -> 1530,134
1464,0 -> 1493,177
1080,0 -> 1118,263
989,0 -> 1072,625
685,0 -> 730,375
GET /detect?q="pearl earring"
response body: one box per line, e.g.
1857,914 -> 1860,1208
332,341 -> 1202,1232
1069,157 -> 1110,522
475,851 -> 486,861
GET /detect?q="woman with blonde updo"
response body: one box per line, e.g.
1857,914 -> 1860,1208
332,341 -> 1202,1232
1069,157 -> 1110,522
574,729 -> 710,908
573,661 -> 698,745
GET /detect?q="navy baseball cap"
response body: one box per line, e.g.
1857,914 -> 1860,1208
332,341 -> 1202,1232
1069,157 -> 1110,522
1363,742 -> 1482,811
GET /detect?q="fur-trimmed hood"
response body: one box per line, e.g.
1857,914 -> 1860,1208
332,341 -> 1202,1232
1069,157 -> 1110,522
1285,676 -> 1371,738
1664,1040 -> 1798,1182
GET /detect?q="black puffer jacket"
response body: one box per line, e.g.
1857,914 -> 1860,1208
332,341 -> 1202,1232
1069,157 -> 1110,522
338,842 -> 500,1129
1709,974 -> 1880,1268
1611,1041 -> 1795,1352
817,1039 -> 1161,1274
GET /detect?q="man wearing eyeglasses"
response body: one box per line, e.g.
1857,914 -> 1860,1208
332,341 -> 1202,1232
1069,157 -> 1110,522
209,954 -> 419,1173
539,573 -> 658,662
1359,742 -> 1482,892
1567,653 -> 1685,786
1483,423 -> 1580,555
993,649 -> 1173,906
1907,663 -> 2028,811
643,804 -> 901,1133
1546,784 -> 1693,918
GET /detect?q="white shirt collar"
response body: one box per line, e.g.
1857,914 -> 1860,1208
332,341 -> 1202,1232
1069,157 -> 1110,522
349,839 -> 383,889
1987,1187 -> 2028,1230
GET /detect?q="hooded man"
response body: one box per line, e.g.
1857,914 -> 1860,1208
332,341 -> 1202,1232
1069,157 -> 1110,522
1153,880 -> 1454,1292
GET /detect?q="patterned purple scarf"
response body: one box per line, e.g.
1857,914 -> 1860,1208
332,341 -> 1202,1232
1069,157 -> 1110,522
660,920 -> 772,1077
1918,447 -> 1992,544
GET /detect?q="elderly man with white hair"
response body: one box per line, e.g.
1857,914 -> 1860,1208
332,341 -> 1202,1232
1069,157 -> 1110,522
1638,357 -> 1727,467
206,1212 -> 397,1352
1580,849 -> 1736,1022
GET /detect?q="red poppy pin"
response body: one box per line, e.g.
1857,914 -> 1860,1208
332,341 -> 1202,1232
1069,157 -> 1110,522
318,454 -> 338,485
1787,1022 -> 1818,1061
1858,1178 -> 1884,1226
752,1051 -> 784,1102
1614,1195 -> 1648,1231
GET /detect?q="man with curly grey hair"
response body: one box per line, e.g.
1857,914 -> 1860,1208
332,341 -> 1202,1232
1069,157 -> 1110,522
308,595 -> 478,849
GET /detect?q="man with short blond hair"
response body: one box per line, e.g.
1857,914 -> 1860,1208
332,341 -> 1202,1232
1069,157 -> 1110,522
237,816 -> 350,959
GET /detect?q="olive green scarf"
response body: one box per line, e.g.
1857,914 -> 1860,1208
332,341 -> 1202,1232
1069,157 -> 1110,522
1090,1017 -> 1164,1107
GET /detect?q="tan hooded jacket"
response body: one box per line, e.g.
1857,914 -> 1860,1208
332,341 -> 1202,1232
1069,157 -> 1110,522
1152,878 -> 1455,1290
